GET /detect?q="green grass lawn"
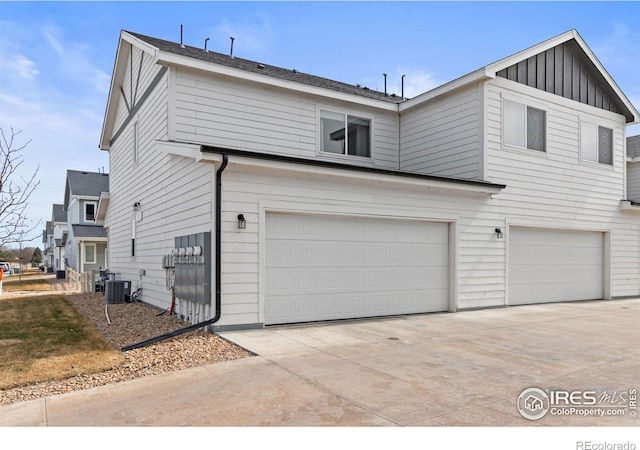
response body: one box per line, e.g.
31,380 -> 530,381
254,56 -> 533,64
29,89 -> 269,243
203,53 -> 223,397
0,295 -> 123,389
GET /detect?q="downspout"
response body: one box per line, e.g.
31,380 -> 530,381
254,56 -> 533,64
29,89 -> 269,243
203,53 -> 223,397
122,154 -> 229,351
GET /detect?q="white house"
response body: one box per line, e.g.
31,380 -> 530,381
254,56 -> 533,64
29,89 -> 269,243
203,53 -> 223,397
99,29 -> 640,331
63,170 -> 110,273
51,204 -> 67,272
42,220 -> 54,271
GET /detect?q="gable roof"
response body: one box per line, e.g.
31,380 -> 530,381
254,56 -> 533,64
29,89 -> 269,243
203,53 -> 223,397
100,30 -> 403,149
101,29 -> 638,150
64,170 -> 110,208
129,31 -> 403,105
401,30 -> 639,123
628,135 -> 640,158
52,204 -> 66,223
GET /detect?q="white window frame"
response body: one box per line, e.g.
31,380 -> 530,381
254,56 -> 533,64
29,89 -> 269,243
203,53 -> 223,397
317,106 -> 374,160
84,202 -> 97,223
133,121 -> 139,162
580,119 -> 614,167
502,97 -> 547,154
84,243 -> 96,264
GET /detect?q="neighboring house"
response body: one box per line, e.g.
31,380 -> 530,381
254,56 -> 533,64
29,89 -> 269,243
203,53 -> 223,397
63,170 -> 110,273
51,203 -> 68,271
42,221 -> 54,270
99,29 -> 639,331
626,135 -> 640,202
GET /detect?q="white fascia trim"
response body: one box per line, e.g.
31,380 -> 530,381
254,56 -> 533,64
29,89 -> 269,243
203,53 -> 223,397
399,68 -> 491,112
486,29 -> 639,124
627,157 -> 640,163
156,140 -> 204,160
485,30 -> 577,74
121,31 -> 160,58
234,154 -> 500,194
156,52 -> 399,112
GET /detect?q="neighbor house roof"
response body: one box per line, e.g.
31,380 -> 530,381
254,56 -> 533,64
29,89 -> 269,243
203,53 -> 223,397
52,204 -> 66,223
64,170 -> 109,209
71,225 -> 108,239
628,135 -> 640,158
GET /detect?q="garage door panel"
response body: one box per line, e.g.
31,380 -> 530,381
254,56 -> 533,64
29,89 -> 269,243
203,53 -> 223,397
265,213 -> 449,325
509,227 -> 603,305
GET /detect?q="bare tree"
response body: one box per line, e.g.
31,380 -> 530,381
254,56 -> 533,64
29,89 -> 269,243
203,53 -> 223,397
0,126 -> 40,246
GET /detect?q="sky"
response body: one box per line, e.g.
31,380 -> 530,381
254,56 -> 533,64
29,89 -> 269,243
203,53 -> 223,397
1,1 -> 640,248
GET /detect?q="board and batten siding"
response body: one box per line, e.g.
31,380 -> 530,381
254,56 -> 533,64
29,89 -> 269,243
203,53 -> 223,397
172,68 -> 399,170
399,83 -> 483,180
484,76 -> 640,299
106,46 -> 216,312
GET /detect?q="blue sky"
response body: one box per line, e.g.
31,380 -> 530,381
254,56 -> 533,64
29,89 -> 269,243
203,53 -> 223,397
1,1 -> 640,247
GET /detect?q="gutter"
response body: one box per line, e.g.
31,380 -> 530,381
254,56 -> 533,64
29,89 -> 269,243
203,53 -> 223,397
122,154 -> 229,351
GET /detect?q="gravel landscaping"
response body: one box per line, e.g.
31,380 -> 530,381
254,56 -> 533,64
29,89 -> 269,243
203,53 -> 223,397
0,292 -> 253,406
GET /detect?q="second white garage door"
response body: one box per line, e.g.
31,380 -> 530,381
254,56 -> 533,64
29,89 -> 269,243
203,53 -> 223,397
508,227 -> 603,305
265,213 -> 449,325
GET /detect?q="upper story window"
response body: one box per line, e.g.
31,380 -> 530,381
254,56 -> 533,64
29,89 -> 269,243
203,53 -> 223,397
84,202 -> 96,223
503,99 -> 546,152
320,110 -> 371,158
581,122 -> 613,166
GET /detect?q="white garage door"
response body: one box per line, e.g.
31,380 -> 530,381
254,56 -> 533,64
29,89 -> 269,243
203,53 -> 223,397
509,227 -> 603,305
265,213 -> 449,325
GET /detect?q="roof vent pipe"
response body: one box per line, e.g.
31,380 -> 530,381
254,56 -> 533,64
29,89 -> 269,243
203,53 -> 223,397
383,73 -> 387,96
204,37 -> 209,52
180,24 -> 185,48
402,74 -> 405,99
230,36 -> 235,58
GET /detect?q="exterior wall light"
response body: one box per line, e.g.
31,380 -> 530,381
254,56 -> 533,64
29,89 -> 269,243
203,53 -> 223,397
495,227 -> 503,239
237,214 -> 247,230
133,202 -> 141,211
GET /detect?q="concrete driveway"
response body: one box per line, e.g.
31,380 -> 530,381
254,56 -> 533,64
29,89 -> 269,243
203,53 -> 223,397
1,299 -> 638,426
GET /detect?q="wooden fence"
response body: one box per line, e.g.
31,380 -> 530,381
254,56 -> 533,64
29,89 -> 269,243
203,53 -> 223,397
65,268 -> 93,293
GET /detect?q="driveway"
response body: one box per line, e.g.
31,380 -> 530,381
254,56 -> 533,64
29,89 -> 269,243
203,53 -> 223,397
1,299 -> 638,426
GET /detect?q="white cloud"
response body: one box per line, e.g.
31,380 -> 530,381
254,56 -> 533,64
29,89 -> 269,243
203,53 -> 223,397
0,52 -> 39,81
210,15 -> 274,57
42,25 -> 111,94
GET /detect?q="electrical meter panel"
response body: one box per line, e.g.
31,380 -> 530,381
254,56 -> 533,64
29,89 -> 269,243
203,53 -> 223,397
173,232 -> 211,305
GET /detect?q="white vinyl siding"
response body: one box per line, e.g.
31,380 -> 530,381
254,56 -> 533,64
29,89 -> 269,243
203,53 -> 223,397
485,76 -> 636,299
265,213 -> 448,324
106,46 -> 216,308
172,69 -> 399,170
400,84 -> 482,179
